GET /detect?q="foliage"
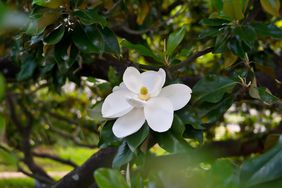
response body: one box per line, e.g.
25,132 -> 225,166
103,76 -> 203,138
0,0 -> 281,187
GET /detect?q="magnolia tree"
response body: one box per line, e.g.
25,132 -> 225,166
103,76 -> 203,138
0,0 -> 282,188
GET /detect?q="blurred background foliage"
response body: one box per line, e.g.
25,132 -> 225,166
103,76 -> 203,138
0,0 -> 281,187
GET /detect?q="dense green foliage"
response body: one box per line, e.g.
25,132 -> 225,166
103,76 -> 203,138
0,0 -> 281,187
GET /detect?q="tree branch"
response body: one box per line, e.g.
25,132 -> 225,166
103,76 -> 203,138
52,147 -> 117,188
32,152 -> 78,168
170,47 -> 214,71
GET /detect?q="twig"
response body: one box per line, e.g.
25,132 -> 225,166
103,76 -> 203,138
170,47 -> 213,71
32,152 -> 78,168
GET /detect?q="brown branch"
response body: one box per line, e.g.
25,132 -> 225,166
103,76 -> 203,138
32,152 -> 78,168
18,165 -> 54,185
6,95 -> 24,132
52,147 -> 117,188
6,94 -> 54,185
170,47 -> 213,71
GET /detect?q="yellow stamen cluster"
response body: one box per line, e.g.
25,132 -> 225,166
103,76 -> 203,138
139,86 -> 150,101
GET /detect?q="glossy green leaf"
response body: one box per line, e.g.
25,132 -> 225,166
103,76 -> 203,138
166,27 -> 186,56
17,59 -> 37,81
228,38 -> 245,59
199,28 -> 221,39
222,0 -> 244,20
85,25 -> 105,54
214,30 -> 229,53
184,126 -> 204,143
72,26 -> 99,53
179,110 -> 204,130
192,75 -> 237,104
0,74 -> 5,101
43,25 -> 65,45
240,136 -> 282,187
260,0 -> 280,17
197,96 -> 233,124
126,125 -> 149,152
171,114 -> 186,137
206,159 -> 237,188
97,26 -> 120,55
252,23 -> 282,40
74,9 -> 107,26
32,0 -> 64,8
121,40 -> 162,63
156,131 -> 191,153
200,18 -> 229,26
99,121 -> 120,148
94,168 -> 129,188
234,25 -> 256,42
257,87 -> 279,104
55,39 -> 78,72
112,141 -> 134,168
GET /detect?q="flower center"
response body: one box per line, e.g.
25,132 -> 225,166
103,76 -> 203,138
139,86 -> 149,101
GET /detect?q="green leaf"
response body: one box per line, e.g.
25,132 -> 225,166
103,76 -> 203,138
94,168 -> 129,188
107,66 -> 121,85
228,38 -> 245,59
192,75 -> 237,104
206,159 -> 236,188
240,136 -> 282,187
32,0 -> 64,8
211,0 -> 223,11
233,25 -> 256,42
199,28 -> 221,39
179,110 -> 204,130
260,0 -> 280,17
171,114 -> 186,137
156,131 -> 191,153
222,0 -> 244,20
54,39 -> 78,72
17,59 -> 37,81
200,18 -> 229,26
99,121 -> 120,148
72,26 -> 99,53
74,9 -> 107,26
257,87 -> 279,104
252,23 -> 282,40
86,25 -> 106,54
125,125 -> 149,152
43,25 -> 65,45
214,30 -> 229,53
97,26 -> 120,55
166,27 -> 186,56
121,40 -> 162,63
0,74 -> 5,101
197,96 -> 233,124
112,141 -> 134,168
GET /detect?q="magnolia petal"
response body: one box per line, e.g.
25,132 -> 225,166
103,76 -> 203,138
141,68 -> 166,96
123,67 -> 142,93
144,97 -> 173,132
112,108 -> 145,138
112,82 -> 127,92
127,97 -> 146,108
102,90 -> 133,118
159,84 -> 192,111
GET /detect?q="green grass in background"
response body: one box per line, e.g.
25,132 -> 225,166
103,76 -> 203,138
0,178 -> 34,188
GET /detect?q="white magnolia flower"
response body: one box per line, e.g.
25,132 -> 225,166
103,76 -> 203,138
102,67 -> 192,138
